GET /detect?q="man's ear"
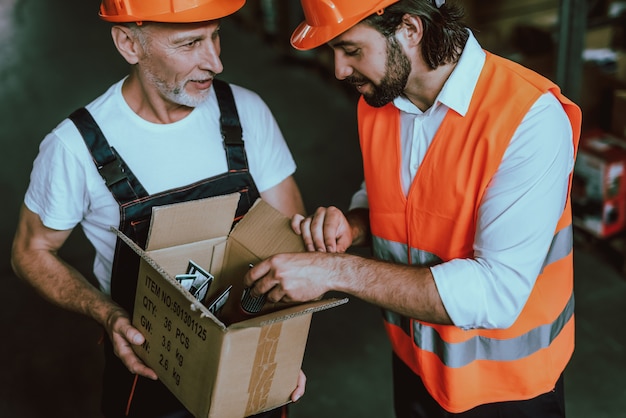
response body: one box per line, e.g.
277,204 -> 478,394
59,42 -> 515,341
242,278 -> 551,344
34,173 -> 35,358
399,13 -> 423,47
111,25 -> 141,65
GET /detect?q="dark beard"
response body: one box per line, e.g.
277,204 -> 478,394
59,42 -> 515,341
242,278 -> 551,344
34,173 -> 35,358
352,36 -> 411,108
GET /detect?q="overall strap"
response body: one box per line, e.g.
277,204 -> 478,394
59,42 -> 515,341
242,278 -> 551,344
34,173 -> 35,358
69,81 -> 246,202
69,107 -> 149,203
213,79 -> 248,171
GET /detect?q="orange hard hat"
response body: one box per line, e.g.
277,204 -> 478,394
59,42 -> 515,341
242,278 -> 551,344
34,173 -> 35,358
291,0 -> 400,50
99,0 -> 246,23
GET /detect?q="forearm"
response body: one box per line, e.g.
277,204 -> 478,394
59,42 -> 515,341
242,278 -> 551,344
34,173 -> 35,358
11,248 -> 120,328
11,205 -> 122,328
12,206 -> 156,378
331,253 -> 452,325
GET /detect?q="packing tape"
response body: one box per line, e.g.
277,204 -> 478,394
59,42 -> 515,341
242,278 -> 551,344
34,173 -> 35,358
246,323 -> 283,414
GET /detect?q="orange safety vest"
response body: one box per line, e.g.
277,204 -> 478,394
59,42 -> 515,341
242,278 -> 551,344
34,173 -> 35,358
358,52 -> 582,413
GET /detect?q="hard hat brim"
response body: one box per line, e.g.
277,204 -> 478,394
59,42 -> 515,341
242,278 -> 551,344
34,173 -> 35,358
290,16 -> 363,51
99,0 -> 245,23
290,0 -> 399,51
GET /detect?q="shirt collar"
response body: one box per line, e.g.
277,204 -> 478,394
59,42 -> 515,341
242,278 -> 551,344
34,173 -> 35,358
393,30 -> 485,117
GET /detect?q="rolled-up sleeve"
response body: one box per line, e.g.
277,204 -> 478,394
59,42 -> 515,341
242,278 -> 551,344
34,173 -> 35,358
432,93 -> 574,329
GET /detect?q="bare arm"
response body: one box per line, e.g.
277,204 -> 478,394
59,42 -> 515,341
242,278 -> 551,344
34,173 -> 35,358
11,204 -> 157,379
246,251 -> 452,324
250,206 -> 452,324
259,175 -> 306,217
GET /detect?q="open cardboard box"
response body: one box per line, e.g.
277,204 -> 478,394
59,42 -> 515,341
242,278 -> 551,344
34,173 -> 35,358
116,193 -> 348,418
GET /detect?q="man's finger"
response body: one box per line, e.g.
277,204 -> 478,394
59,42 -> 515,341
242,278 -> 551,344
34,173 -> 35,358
291,214 -> 305,234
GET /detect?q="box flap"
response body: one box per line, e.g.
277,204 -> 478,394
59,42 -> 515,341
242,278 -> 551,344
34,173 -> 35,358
146,193 -> 240,251
229,199 -> 306,258
228,297 -> 349,329
217,199 -> 310,324
114,226 -> 229,330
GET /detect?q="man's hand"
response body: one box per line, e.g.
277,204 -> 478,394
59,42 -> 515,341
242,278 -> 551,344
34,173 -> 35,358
106,307 -> 158,380
244,252 -> 343,303
291,206 -> 353,253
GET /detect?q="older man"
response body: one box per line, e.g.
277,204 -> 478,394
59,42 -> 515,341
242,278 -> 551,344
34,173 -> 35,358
11,1 -> 305,417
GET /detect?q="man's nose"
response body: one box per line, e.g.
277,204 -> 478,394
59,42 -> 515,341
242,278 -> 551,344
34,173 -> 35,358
334,53 -> 353,81
199,42 -> 224,75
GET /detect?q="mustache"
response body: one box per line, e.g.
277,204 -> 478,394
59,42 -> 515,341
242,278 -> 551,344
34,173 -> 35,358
189,71 -> 217,83
346,75 -> 368,85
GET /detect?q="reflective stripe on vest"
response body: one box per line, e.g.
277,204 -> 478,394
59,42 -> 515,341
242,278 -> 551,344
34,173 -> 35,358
378,224 -> 574,368
384,292 -> 574,367
373,223 -> 573,275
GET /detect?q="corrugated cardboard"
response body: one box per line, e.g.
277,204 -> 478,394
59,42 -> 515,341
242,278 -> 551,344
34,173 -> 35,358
116,193 -> 348,418
573,130 -> 626,238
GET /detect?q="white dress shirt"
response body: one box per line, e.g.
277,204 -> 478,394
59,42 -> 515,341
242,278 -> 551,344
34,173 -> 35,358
350,31 -> 574,329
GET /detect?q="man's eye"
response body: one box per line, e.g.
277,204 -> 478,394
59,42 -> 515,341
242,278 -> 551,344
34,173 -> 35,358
344,49 -> 360,57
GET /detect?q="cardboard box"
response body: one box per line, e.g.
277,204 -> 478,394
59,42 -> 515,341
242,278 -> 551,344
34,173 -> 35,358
573,130 -> 626,238
117,193 -> 348,418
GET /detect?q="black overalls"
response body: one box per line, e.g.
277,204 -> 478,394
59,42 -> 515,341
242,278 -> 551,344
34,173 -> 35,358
69,80 -> 282,418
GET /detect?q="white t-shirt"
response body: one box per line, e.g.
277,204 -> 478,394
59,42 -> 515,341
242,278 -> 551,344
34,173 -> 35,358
25,78 -> 297,294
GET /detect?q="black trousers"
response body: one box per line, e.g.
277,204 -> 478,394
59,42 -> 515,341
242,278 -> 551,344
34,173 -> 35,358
392,353 -> 566,418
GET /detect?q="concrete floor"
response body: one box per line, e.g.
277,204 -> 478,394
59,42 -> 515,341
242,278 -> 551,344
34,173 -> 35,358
1,1 -> 625,417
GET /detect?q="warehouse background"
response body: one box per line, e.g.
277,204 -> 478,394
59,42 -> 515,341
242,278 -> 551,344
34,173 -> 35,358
1,0 -> 625,417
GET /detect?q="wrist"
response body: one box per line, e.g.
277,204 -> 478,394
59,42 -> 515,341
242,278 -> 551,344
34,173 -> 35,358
328,253 -> 357,294
346,208 -> 370,246
89,295 -> 125,330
